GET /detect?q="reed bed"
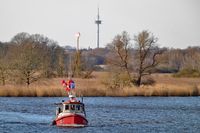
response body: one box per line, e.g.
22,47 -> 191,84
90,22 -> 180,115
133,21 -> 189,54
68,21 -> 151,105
0,85 -> 66,97
0,72 -> 199,97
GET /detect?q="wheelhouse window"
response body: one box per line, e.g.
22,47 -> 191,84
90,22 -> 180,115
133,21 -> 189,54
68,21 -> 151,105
63,104 -> 84,112
70,105 -> 75,111
76,105 -> 81,111
65,105 -> 69,110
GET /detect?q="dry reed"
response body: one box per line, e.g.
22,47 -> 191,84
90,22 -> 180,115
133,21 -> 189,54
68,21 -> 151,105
0,72 -> 199,97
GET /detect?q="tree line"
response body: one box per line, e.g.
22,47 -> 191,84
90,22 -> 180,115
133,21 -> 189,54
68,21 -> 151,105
0,32 -> 106,86
0,31 -> 200,87
0,32 -> 68,86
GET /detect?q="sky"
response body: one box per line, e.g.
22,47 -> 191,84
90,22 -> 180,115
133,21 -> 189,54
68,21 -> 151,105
0,0 -> 199,49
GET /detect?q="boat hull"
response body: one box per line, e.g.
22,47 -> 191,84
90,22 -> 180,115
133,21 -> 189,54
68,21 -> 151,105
54,114 -> 88,127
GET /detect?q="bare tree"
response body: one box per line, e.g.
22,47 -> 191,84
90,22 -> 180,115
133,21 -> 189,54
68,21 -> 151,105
183,47 -> 200,70
0,42 -> 9,85
11,33 -> 42,86
0,59 -> 9,85
55,46 -> 66,77
30,34 -> 67,78
104,31 -> 133,89
168,49 -> 184,71
81,51 -> 95,78
72,50 -> 82,77
134,30 -> 163,86
107,31 -> 132,81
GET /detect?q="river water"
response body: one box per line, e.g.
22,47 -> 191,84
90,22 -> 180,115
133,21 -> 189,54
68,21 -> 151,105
0,97 -> 200,133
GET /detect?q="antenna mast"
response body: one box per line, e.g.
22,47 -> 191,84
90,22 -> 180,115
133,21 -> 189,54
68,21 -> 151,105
95,7 -> 102,48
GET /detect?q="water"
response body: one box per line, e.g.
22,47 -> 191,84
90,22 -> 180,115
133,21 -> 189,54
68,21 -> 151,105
0,97 -> 200,133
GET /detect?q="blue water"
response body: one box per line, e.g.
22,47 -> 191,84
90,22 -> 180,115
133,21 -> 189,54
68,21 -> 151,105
0,97 -> 200,133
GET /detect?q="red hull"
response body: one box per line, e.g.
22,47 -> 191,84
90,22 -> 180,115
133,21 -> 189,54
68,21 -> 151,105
55,114 -> 88,127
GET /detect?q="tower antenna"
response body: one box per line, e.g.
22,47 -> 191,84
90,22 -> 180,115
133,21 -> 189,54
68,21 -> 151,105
95,6 -> 102,48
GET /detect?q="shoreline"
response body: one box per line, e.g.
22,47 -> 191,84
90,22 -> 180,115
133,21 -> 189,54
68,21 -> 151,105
0,85 -> 199,97
0,73 -> 199,97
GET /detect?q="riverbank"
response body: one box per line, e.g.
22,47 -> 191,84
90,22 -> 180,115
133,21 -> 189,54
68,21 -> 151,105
0,72 -> 199,97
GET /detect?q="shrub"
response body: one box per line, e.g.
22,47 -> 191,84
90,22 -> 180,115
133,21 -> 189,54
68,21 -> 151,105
102,72 -> 131,90
173,68 -> 200,78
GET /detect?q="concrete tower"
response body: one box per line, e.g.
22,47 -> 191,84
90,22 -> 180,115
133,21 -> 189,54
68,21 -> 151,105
95,7 -> 102,48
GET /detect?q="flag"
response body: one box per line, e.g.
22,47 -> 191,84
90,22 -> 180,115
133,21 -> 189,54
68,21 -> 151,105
69,80 -> 75,89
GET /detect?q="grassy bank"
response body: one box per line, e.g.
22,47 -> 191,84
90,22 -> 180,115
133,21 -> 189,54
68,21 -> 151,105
0,72 -> 200,97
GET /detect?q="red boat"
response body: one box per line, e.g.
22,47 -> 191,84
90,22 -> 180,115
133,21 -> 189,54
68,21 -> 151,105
52,95 -> 88,127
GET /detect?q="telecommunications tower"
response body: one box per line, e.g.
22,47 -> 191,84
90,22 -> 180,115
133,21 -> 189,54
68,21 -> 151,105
95,7 -> 102,48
